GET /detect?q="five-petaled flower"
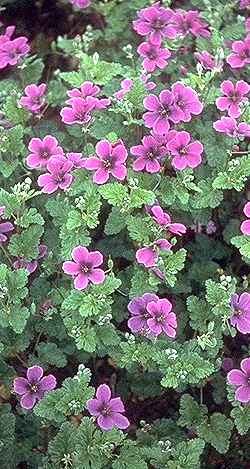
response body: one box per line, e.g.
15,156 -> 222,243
19,83 -> 47,114
143,91 -> 182,135
171,82 -> 203,122
213,117 -> 250,138
133,4 -> 176,46
63,245 -> 105,290
26,135 -> 64,168
0,36 -> 30,69
146,298 -> 177,337
13,365 -> 56,410
227,358 -> 250,403
84,139 -> 127,184
128,292 -> 159,334
230,292 -> 250,334
86,384 -> 130,431
167,130 -> 203,170
130,134 -> 167,173
38,156 -> 74,193
150,205 -> 187,235
216,80 -> 250,118
60,96 -> 97,125
136,238 -> 172,268
227,35 -> 250,69
137,41 -> 171,73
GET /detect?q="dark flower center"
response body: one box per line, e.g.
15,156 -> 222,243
75,112 -> 86,121
101,405 -> 112,416
153,19 -> 164,30
81,265 -> 90,274
229,93 -> 240,102
148,50 -> 158,60
32,96 -> 42,105
180,147 -> 187,155
55,172 -> 66,183
234,308 -> 243,316
156,314 -> 165,323
147,150 -> 156,160
30,383 -> 39,393
41,150 -> 50,159
103,159 -> 112,169
161,108 -> 169,117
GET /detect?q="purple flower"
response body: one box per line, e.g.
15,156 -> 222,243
38,156 -> 74,194
240,0 -> 250,9
213,117 -> 250,138
87,384 -> 129,431
133,4 -> 176,46
227,358 -> 250,403
136,238 -> 172,268
171,82 -> 203,122
114,79 -> 133,100
194,51 -> 223,71
206,220 -> 217,235
241,202 -> 250,235
227,35 -> 250,69
0,206 -> 14,243
131,135 -> 167,173
171,9 -> 210,38
146,298 -> 177,337
69,0 -> 91,7
63,245 -> 105,290
0,25 -> 15,47
150,205 -> 187,235
216,80 -> 250,118
19,83 -> 46,114
66,81 -> 110,110
230,293 -> 250,334
13,365 -> 56,410
137,41 -> 171,73
26,135 -> 64,168
84,139 -> 127,184
60,96 -> 97,125
13,244 -> 48,275
0,37 -> 30,69
167,131 -> 203,170
140,73 -> 156,91
66,152 -> 86,169
143,91 -> 182,135
128,292 -> 159,333
221,357 -> 234,373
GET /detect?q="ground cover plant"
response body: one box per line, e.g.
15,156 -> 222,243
1,0 -> 250,467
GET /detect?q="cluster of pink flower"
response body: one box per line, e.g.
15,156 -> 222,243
60,81 -> 110,126
213,80 -> 250,138
134,2 -> 210,73
0,25 -> 30,70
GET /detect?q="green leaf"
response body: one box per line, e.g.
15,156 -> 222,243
161,249 -> 187,287
98,183 -> 129,207
197,413 -> 233,454
231,405 -> 250,435
8,224 -> 44,261
105,207 -> 127,235
178,395 -> 208,428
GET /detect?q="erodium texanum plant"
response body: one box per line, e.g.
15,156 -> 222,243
2,0 -> 250,467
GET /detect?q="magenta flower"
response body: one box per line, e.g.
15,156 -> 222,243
13,365 -> 56,410
150,205 -> 186,235
38,156 -> 74,194
194,51 -> 222,71
67,81 -> 110,110
216,80 -> 250,118
87,384 -> 129,431
26,135 -> 64,169
60,96 -> 97,125
213,117 -> 250,138
140,73 -> 156,91
137,41 -> 171,73
240,202 -> 250,235
240,0 -> 250,7
171,82 -> 203,122
0,37 -> 30,69
131,135 -> 167,173
230,293 -> 250,334
133,4 -> 176,46
167,131 -> 203,170
128,292 -> 159,334
69,0 -> 91,7
0,25 -> 16,46
0,206 -> 14,243
66,152 -> 86,169
136,238 -> 172,268
246,18 -> 250,32
227,358 -> 250,403
63,246 -> 105,290
227,35 -> 250,69
146,298 -> 177,337
19,83 -> 46,114
84,139 -> 127,184
114,79 -> 133,100
143,91 -> 182,135
171,9 -> 210,38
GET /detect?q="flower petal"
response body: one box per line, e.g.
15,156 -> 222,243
27,366 -> 43,383
112,412 -> 130,429
20,392 -> 36,410
227,369 -> 247,385
39,375 -> 57,391
96,384 -> 111,403
13,377 -> 29,395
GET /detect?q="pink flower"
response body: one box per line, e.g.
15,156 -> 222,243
167,131 -> 203,170
38,156 -> 74,194
146,298 -> 177,337
227,35 -> 250,69
0,25 -> 16,46
140,73 -> 156,91
137,41 -> 171,73
171,10 -> 210,38
66,152 -> 86,169
128,292 -> 159,334
0,37 -> 30,69
213,117 -> 250,138
136,239 -> 172,268
0,206 -> 14,243
114,79 -> 134,100
171,82 -> 203,122
19,83 -> 46,114
26,135 -> 64,168
60,96 -> 97,125
227,358 -> 250,403
69,0 -> 91,7
240,202 -> 250,235
150,205 -> 187,235
230,292 -> 250,334
133,4 -> 176,46
63,245 -> 105,290
240,0 -> 250,8
13,365 -> 56,410
216,80 -> 250,118
143,91 -> 182,135
194,51 -> 223,71
87,384 -> 129,431
66,81 -> 110,110
130,134 -> 167,173
84,139 -> 127,184
245,18 -> 250,32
